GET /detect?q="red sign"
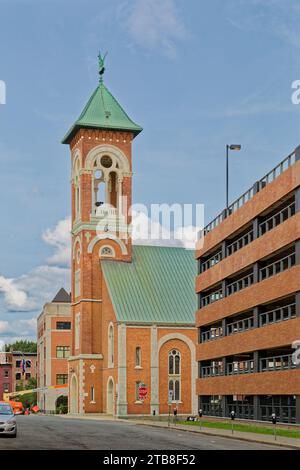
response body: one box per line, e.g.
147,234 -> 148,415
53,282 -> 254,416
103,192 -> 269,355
138,386 -> 147,400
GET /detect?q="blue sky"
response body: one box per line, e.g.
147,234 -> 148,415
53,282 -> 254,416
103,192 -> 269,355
1,0 -> 300,344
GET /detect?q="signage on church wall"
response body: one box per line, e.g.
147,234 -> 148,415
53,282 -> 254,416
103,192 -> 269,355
0,80 -> 6,105
138,385 -> 147,401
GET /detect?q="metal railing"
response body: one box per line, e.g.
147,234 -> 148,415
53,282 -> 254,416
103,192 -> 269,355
201,288 -> 223,308
201,364 -> 224,378
227,315 -> 254,336
260,354 -> 296,372
227,360 -> 254,375
259,252 -> 295,281
259,303 -> 296,327
226,272 -> 254,296
201,327 -> 223,343
226,229 -> 254,256
259,201 -> 295,236
199,148 -> 297,239
200,249 -> 223,273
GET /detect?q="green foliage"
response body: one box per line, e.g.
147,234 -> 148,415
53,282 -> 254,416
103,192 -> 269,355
56,395 -> 68,414
180,420 -> 300,439
5,340 -> 37,353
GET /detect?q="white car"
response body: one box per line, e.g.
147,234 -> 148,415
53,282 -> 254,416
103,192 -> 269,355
0,402 -> 17,438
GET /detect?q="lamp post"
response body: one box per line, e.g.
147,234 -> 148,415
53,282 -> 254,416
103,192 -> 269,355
226,144 -> 241,210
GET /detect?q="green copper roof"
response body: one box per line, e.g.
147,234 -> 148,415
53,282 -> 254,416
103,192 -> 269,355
62,81 -> 142,144
101,245 -> 197,325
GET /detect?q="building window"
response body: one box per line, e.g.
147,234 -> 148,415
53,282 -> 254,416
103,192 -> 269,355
169,349 -> 181,375
75,313 -> 81,350
16,361 -> 21,368
4,370 -> 9,378
91,386 -> 95,403
100,246 -> 115,258
26,360 -> 31,368
168,349 -> 181,402
25,373 -> 31,380
108,324 -> 114,368
56,374 -> 68,385
135,381 -> 143,401
3,384 -> 9,393
56,346 -> 70,359
56,321 -> 71,330
135,347 -> 142,367
15,373 -> 21,380
75,269 -> 81,298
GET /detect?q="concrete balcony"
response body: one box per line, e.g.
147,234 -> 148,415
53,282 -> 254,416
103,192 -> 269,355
196,264 -> 300,327
196,368 -> 300,396
197,317 -> 300,360
196,211 -> 300,293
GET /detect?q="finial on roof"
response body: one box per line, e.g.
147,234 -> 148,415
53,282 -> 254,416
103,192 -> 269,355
98,50 -> 108,82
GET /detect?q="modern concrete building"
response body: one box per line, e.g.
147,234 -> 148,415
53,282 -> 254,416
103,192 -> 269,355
196,146 -> 300,424
37,288 -> 71,412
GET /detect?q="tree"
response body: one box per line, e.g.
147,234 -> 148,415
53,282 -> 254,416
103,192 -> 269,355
5,340 -> 37,353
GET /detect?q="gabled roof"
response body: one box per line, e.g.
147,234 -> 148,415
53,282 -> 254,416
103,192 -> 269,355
62,82 -> 142,144
101,245 -> 197,325
52,287 -> 71,303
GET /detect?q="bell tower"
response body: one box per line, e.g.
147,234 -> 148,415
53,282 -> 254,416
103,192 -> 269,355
62,54 -> 142,414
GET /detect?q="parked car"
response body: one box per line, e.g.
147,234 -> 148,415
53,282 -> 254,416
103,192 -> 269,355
0,402 -> 17,437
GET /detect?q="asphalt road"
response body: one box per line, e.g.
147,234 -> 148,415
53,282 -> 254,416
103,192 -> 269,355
0,415 -> 288,450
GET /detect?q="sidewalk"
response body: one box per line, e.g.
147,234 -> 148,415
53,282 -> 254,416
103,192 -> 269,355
52,413 -> 300,449
132,419 -> 300,449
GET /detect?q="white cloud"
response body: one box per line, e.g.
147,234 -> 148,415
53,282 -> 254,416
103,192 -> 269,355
42,216 -> 71,267
0,318 -> 37,345
121,0 -> 188,58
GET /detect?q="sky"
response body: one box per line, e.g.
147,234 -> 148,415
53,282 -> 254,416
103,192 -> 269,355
1,0 -> 300,345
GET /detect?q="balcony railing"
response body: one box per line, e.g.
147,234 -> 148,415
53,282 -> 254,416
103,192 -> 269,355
201,249 -> 222,273
260,354 -> 296,372
201,327 -> 223,343
226,272 -> 254,296
201,364 -> 224,378
259,303 -> 296,327
199,149 -> 297,239
259,252 -> 295,281
227,360 -> 254,375
227,315 -> 254,336
201,289 -> 223,308
226,229 -> 254,256
259,201 -> 295,236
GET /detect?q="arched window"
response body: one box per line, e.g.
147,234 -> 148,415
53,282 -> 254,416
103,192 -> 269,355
135,347 -> 142,367
100,246 -> 115,258
168,349 -> 181,402
108,324 -> 114,368
168,349 -> 181,375
92,154 -> 123,215
74,158 -> 81,219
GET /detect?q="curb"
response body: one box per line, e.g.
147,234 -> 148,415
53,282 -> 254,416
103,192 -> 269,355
132,421 -> 299,450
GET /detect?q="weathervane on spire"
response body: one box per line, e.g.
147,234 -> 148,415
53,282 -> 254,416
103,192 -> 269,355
98,51 -> 108,82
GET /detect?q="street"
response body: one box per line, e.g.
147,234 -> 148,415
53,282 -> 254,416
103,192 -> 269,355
0,415 -> 289,450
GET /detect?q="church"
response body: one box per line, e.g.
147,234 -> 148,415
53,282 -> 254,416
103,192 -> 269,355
62,55 -> 197,416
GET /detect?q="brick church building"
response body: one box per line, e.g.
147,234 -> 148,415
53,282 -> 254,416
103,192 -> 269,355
62,56 -> 197,416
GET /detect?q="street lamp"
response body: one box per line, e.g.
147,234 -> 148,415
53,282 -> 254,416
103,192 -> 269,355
226,144 -> 241,210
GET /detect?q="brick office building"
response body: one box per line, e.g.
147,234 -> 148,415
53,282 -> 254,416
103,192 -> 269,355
0,352 -> 12,399
196,147 -> 300,424
37,288 -> 71,412
62,58 -> 197,416
13,351 -> 37,392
